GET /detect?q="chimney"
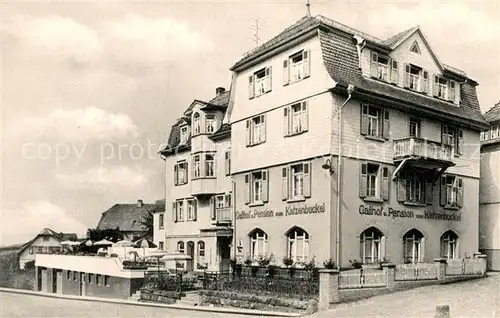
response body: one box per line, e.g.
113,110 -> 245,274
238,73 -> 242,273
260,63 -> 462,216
216,87 -> 226,96
137,199 -> 143,208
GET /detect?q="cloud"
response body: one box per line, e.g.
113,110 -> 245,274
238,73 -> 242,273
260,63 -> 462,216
1,201 -> 88,246
56,165 -> 149,189
17,106 -> 138,142
3,15 -> 102,64
103,14 -> 212,65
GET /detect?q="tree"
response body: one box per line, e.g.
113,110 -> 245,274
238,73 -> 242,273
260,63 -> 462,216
86,227 -> 124,242
138,211 -> 154,240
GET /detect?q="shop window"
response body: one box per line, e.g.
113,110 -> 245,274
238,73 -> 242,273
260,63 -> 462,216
441,231 -> 458,260
359,227 -> 384,264
403,229 -> 424,264
249,229 -> 268,260
286,227 -> 309,263
177,241 -> 185,254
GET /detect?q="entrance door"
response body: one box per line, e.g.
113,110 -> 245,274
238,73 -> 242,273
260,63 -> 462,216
80,273 -> 86,296
56,271 -> 63,294
186,241 -> 195,272
218,237 -> 232,272
41,269 -> 47,292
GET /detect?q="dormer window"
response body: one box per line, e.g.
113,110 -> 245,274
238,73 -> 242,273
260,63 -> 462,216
373,54 -> 389,82
370,52 -> 398,84
404,64 -> 429,94
180,126 -> 189,144
433,76 -> 458,103
205,115 -> 215,133
193,113 -> 201,135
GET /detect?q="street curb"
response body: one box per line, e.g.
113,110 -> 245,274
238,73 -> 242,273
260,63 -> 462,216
0,288 -> 300,317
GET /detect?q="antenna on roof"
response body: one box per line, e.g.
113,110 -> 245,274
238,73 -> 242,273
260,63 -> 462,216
250,17 -> 263,47
306,0 -> 311,17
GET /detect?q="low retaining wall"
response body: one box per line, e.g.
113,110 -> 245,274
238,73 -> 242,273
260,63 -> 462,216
199,290 -> 318,314
139,288 -> 184,304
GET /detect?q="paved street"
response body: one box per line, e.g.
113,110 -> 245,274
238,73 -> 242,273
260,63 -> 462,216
312,273 -> 500,318
0,293 -> 254,318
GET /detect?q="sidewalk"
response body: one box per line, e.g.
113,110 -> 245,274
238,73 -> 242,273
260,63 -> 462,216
0,287 -> 300,317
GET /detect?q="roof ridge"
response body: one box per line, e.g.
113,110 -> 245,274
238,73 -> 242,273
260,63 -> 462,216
315,14 -> 385,42
484,101 -> 500,116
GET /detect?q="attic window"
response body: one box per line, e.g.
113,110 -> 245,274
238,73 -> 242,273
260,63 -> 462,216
180,126 -> 189,144
410,41 -> 421,54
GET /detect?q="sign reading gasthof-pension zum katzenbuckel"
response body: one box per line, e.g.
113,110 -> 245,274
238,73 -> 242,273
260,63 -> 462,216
359,204 -> 462,221
236,203 -> 326,220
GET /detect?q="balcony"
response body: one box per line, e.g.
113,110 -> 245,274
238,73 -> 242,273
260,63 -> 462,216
190,177 -> 217,197
213,207 -> 232,226
394,137 -> 453,163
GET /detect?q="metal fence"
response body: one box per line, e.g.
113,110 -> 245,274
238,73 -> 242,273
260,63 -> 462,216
143,272 -> 199,292
395,263 -> 438,281
202,271 -> 319,300
446,258 -> 483,276
338,269 -> 386,289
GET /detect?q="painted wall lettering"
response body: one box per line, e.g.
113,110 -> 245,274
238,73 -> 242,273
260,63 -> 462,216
358,204 -> 461,221
236,203 -> 325,220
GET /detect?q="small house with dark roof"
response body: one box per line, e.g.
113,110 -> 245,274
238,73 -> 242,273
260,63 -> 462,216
158,87 -> 233,272
227,14 -> 488,268
96,199 -> 155,241
479,101 -> 500,270
17,228 -> 78,269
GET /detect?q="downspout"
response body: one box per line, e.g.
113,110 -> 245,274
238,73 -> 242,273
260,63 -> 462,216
336,84 -> 355,268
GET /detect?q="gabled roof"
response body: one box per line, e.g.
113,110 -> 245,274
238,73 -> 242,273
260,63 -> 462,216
160,90 -> 231,156
17,228 -> 78,255
484,102 -> 500,124
97,202 -> 155,232
230,14 -> 487,129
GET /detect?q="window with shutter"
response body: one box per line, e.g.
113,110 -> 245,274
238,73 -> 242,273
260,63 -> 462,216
262,170 -> 269,203
391,60 -> 398,84
283,107 -> 290,136
381,167 -> 389,201
253,67 -> 270,97
174,164 -> 179,185
359,163 -> 367,198
288,101 -> 309,136
288,50 -> 310,83
248,75 -> 254,99
282,167 -> 289,201
283,60 -> 289,86
248,115 -> 266,146
422,70 -> 429,94
303,162 -> 311,198
265,66 -> 272,92
244,174 -> 250,205
361,104 -> 383,138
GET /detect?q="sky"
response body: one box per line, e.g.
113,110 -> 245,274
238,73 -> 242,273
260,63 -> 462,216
1,0 -> 499,246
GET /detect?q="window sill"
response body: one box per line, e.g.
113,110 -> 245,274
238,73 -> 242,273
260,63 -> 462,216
174,183 -> 188,186
443,205 -> 460,210
403,201 -> 427,207
363,197 -> 383,203
287,197 -> 306,203
287,76 -> 310,86
192,132 -> 213,137
285,130 -> 308,138
246,141 -> 265,148
191,176 -> 216,180
364,135 -> 386,142
159,227 -> 164,230
249,202 -> 265,207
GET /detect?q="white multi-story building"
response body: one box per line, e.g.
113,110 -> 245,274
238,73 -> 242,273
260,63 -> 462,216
158,87 -> 233,272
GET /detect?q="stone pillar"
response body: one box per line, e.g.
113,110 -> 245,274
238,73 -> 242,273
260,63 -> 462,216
382,263 -> 396,289
434,258 -> 447,281
318,269 -> 339,311
477,254 -> 487,275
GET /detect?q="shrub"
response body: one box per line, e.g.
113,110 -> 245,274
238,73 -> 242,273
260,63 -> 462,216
282,256 -> 294,268
243,257 -> 252,266
323,258 -> 338,270
349,259 -> 362,269
257,253 -> 273,267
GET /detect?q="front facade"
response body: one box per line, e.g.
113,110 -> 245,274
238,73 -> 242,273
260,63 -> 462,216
17,228 -> 77,269
228,15 -> 488,268
479,102 -> 500,270
158,87 -> 233,272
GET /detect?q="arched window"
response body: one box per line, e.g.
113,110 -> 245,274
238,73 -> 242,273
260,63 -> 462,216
441,231 -> 458,260
193,112 -> 201,135
177,241 -> 185,254
360,227 -> 384,264
249,229 -> 268,260
403,229 -> 424,263
286,227 -> 310,262
197,241 -> 205,258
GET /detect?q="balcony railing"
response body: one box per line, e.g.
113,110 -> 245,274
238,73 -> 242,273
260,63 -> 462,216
394,137 -> 452,162
215,207 -> 232,224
